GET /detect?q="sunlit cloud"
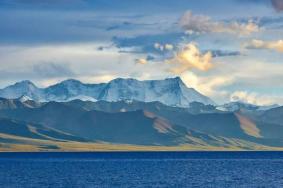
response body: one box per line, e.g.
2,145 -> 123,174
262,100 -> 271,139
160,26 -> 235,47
1,1 -> 283,106
245,39 -> 283,53
166,43 -> 213,74
178,57 -> 283,105
230,90 -> 283,106
135,58 -> 148,65
165,44 -> 174,50
181,71 -> 233,97
179,11 -> 260,36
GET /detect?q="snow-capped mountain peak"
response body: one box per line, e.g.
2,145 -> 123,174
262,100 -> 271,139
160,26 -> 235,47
0,80 -> 42,100
12,80 -> 37,90
0,77 -> 215,107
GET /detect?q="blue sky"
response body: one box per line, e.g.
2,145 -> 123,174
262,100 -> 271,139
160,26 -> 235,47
0,0 -> 283,105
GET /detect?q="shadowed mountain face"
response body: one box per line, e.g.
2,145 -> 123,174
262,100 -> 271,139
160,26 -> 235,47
0,98 -> 282,149
62,100 -> 283,147
257,107 -> 283,126
0,97 -> 41,109
64,100 -> 246,138
0,100 -> 236,146
0,100 -> 192,145
0,118 -> 87,143
0,77 -> 215,107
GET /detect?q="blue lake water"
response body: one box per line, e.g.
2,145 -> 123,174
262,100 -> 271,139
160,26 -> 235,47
0,151 -> 283,187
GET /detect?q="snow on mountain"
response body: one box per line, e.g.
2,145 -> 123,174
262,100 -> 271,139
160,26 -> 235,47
18,95 -> 33,102
99,77 -> 215,106
256,104 -> 280,111
0,80 -> 43,100
67,95 -> 97,102
216,102 -> 258,112
216,101 -> 279,112
0,77 -> 215,107
43,79 -> 105,102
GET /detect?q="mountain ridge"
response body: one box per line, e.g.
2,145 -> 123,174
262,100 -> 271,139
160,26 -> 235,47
0,77 -> 215,107
0,97 -> 282,150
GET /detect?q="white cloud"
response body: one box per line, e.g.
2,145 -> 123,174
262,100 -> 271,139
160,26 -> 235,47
154,43 -> 174,51
230,91 -> 283,105
178,56 -> 283,105
164,44 -> 174,50
135,58 -> 148,65
32,62 -> 75,78
181,71 -> 233,97
166,43 -> 213,74
0,43 -> 173,88
0,43 -> 149,87
245,39 -> 283,53
1,42 -> 283,106
179,11 -> 260,36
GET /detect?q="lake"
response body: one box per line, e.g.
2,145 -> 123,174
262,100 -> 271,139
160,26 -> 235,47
0,152 -> 283,187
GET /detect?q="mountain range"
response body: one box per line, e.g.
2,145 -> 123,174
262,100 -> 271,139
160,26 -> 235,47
0,77 -> 214,107
0,77 -> 282,151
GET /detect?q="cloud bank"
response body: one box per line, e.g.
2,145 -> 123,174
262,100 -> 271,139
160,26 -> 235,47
32,62 -> 75,78
179,11 -> 260,36
230,90 -> 283,106
246,39 -> 283,52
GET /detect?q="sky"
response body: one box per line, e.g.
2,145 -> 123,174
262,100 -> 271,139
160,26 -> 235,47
0,0 -> 283,105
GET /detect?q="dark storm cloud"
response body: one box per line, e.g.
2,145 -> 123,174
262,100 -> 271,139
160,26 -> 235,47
271,0 -> 283,12
112,32 -> 185,54
105,21 -> 157,31
208,50 -> 242,57
236,0 -> 283,12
